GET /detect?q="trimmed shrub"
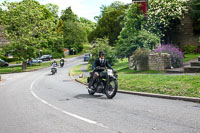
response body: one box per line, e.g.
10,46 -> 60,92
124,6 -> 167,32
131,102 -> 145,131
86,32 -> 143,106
130,48 -> 150,71
153,44 -> 184,68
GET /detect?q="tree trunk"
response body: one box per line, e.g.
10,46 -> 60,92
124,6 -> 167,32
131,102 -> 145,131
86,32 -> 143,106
22,61 -> 27,70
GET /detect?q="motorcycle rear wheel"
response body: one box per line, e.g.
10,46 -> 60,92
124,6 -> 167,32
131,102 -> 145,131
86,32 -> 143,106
88,89 -> 95,95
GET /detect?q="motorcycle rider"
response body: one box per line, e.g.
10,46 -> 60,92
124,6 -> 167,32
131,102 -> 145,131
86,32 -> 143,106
60,57 -> 65,67
52,60 -> 58,67
88,50 -> 112,89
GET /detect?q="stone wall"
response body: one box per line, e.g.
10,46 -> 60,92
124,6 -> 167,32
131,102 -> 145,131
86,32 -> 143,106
148,53 -> 171,71
129,53 -> 171,71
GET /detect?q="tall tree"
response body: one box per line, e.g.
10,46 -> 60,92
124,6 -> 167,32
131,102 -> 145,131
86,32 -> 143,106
79,17 -> 96,41
45,3 -> 59,20
1,0 -> 57,70
88,1 -> 129,46
116,4 -> 145,58
45,3 -> 59,18
60,7 -> 87,54
61,7 -> 78,22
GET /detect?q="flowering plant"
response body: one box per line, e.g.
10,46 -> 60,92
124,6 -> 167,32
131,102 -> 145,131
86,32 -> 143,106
146,0 -> 189,37
153,44 -> 184,68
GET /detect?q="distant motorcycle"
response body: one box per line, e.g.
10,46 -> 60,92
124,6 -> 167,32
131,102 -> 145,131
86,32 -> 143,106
60,61 -> 64,67
51,67 -> 57,75
51,62 -> 58,75
87,67 -> 118,99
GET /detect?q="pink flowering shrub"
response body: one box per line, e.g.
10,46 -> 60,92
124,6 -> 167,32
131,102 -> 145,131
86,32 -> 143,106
153,44 -> 184,68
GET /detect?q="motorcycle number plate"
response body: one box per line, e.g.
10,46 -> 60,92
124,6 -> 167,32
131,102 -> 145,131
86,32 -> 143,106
107,69 -> 113,76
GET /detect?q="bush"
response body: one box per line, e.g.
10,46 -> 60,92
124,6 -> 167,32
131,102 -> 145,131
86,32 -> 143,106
130,48 -> 150,71
153,44 -> 184,68
89,38 -> 118,66
183,44 -> 198,53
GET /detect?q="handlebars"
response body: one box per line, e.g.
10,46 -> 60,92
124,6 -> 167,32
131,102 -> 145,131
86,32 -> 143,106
94,67 -> 117,73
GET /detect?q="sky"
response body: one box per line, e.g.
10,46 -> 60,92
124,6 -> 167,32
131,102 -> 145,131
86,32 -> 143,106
0,0 -> 132,21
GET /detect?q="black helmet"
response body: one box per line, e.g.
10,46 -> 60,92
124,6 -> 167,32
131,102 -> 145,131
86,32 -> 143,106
99,50 -> 105,57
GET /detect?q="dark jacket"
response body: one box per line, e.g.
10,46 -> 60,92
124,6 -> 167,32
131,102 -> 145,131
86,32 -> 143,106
93,58 -> 112,72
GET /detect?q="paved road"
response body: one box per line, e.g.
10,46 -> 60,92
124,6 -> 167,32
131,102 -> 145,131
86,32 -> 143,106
0,56 -> 200,133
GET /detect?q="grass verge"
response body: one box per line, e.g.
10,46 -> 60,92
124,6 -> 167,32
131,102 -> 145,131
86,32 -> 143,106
0,62 -> 51,74
69,64 -> 83,76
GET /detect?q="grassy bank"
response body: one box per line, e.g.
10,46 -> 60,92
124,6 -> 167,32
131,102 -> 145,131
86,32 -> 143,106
118,74 -> 200,98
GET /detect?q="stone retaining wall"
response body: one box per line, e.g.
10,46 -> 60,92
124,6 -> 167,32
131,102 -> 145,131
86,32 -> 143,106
148,53 -> 171,71
129,53 -> 171,71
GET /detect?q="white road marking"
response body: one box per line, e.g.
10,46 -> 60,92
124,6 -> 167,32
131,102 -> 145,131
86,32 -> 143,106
29,73 -> 108,129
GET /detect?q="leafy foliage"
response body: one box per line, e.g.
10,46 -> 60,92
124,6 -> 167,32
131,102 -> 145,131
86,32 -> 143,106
79,17 -> 96,41
63,21 -> 87,53
1,0 -> 58,68
88,1 -> 129,46
146,0 -> 189,38
45,3 -> 59,19
153,44 -> 184,68
183,44 -> 198,54
116,3 -> 159,59
89,38 -> 117,66
60,7 -> 87,54
190,0 -> 200,34
131,48 -> 150,71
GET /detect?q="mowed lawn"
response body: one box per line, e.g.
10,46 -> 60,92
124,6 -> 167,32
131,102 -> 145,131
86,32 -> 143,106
118,74 -> 200,98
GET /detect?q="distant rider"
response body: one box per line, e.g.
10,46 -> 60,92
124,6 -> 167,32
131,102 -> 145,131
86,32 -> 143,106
60,58 -> 65,67
52,60 -> 58,68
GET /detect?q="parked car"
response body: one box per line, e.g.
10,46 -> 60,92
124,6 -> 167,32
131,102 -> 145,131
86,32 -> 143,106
0,59 -> 9,67
27,58 -> 42,65
38,55 -> 52,61
84,53 -> 90,62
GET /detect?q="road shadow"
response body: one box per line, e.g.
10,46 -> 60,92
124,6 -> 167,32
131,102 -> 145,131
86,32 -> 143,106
73,94 -> 107,100
46,73 -> 53,76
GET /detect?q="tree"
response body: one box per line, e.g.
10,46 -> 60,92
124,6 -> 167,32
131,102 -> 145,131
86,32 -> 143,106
63,21 -> 87,53
116,4 -> 144,58
61,7 -> 78,22
1,0 -> 57,70
79,17 -> 96,41
60,7 -> 87,54
88,1 -> 129,46
45,3 -> 59,20
89,38 -> 117,66
116,3 -> 160,59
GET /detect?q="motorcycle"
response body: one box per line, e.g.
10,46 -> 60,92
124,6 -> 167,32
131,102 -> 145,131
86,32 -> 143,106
87,67 -> 118,99
60,61 -> 64,67
51,67 -> 57,75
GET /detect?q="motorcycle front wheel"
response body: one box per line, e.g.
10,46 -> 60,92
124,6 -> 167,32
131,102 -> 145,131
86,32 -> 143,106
105,79 -> 118,99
